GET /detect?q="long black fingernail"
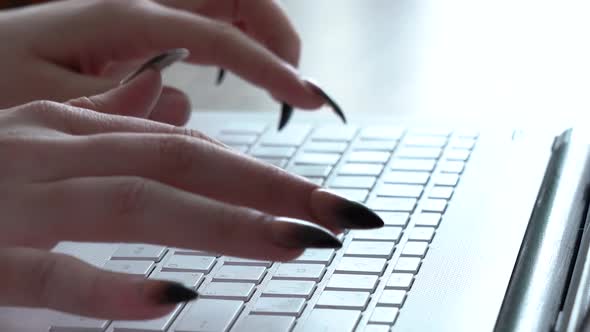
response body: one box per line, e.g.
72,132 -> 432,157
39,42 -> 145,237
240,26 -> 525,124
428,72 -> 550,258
304,79 -> 347,124
271,217 -> 342,249
120,48 -> 190,85
278,103 -> 294,131
150,281 -> 198,305
216,68 -> 226,85
311,189 -> 384,229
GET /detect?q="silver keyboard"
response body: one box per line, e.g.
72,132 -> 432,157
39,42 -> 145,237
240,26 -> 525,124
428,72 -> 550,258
49,123 -> 477,332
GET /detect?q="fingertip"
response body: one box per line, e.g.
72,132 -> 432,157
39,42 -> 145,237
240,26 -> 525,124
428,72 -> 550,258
150,87 -> 192,126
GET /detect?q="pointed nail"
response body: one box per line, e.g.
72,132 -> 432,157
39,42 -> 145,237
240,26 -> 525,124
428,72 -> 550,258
216,68 -> 226,85
304,79 -> 347,124
278,103 -> 294,131
271,217 -> 342,249
310,189 -> 384,229
147,281 -> 198,305
120,48 -> 190,85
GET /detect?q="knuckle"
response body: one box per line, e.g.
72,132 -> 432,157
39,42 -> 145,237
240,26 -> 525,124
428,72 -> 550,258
109,177 -> 151,221
33,254 -> 61,307
157,135 -> 196,175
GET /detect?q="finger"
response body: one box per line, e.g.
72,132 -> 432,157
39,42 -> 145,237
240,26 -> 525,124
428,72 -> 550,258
67,68 -> 162,119
25,134 -> 383,232
7,177 -> 341,259
0,247 -> 195,320
149,86 -> 192,126
37,2 -> 324,109
161,0 -> 301,65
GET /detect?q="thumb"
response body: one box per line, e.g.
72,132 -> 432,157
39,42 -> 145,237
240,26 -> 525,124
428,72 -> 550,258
67,68 -> 163,119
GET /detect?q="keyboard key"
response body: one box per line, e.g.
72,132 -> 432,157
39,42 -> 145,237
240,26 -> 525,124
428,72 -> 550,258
365,325 -> 392,332
311,126 -> 358,141
394,257 -> 422,273
295,152 -> 340,165
327,188 -> 369,202
171,248 -> 217,256
259,125 -> 311,146
421,198 -> 448,213
403,136 -> 447,147
200,282 -> 255,301
304,141 -> 349,153
50,314 -> 109,332
396,147 -> 441,159
351,227 -> 403,242
232,315 -> 295,332
339,163 -> 384,176
374,211 -> 409,227
369,307 -> 399,325
213,265 -> 266,283
429,186 -> 454,199
384,171 -> 430,185
111,244 -> 167,261
390,159 -> 436,172
440,160 -> 465,173
299,309 -> 361,332
449,137 -> 476,149
216,134 -> 258,145
103,260 -> 154,277
408,227 -> 436,242
223,257 -> 272,267
377,184 -> 423,198
151,270 -> 204,289
378,289 -> 407,307
175,299 -> 243,332
386,273 -> 414,290
228,145 -> 249,153
446,148 -> 471,161
345,241 -> 395,258
325,274 -> 379,292
113,305 -> 182,331
262,280 -> 316,298
433,173 -> 460,186
316,291 -> 371,310
413,212 -> 442,227
367,197 -> 416,212
305,177 -> 325,186
348,151 -> 390,163
289,165 -> 332,177
257,157 -> 288,168
402,241 -> 429,257
252,297 -> 306,316
359,126 -> 404,140
330,176 -> 376,189
294,249 -> 335,264
251,146 -> 296,158
354,140 -> 398,151
335,257 -> 387,275
274,263 -> 325,281
407,128 -> 451,137
162,255 -> 216,273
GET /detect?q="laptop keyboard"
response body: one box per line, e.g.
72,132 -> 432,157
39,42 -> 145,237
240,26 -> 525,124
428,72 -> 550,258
49,123 -> 477,332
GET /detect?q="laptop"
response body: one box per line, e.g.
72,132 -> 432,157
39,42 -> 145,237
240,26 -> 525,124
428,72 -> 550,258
0,109 -> 587,332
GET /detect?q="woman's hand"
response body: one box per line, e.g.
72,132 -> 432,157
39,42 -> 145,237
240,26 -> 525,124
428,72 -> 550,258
0,69 -> 382,320
0,0 -> 324,123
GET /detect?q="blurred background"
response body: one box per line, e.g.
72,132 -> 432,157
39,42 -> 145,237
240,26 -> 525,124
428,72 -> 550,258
164,0 -> 590,127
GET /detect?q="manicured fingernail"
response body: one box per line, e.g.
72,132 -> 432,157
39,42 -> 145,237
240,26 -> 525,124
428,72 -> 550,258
304,79 -> 347,124
216,68 -> 226,85
120,48 -> 190,85
310,189 -> 384,229
147,281 -> 198,305
271,217 -> 342,249
278,103 -> 293,131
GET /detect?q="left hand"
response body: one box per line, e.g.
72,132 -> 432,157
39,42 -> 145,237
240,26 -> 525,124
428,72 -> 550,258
0,0 -> 323,125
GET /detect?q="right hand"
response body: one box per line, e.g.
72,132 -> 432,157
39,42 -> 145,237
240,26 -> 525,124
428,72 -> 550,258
0,69 -> 383,320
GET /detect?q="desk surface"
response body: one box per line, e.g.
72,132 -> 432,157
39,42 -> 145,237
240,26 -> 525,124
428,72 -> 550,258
164,0 -> 590,127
